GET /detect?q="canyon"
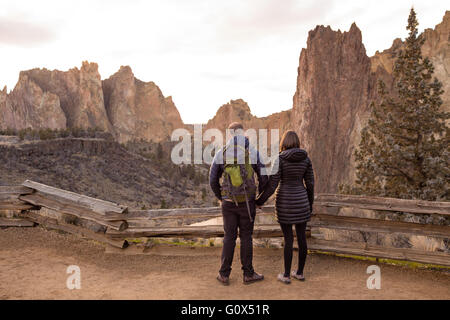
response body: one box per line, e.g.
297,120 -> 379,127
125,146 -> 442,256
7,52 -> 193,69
0,11 -> 448,193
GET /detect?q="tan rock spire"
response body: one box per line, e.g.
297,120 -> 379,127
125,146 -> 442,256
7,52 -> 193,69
103,65 -> 184,143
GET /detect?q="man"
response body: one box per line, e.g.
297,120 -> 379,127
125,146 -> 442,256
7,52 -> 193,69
209,122 -> 268,285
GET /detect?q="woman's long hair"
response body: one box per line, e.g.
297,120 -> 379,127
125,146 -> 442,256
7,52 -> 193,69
279,130 -> 300,152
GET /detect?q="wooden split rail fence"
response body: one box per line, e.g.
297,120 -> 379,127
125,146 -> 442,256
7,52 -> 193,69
0,180 -> 449,266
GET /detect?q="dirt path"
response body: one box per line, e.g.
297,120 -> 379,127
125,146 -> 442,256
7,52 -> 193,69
0,227 -> 449,300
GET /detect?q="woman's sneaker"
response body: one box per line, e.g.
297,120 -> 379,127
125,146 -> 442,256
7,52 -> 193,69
291,271 -> 305,281
277,273 -> 291,284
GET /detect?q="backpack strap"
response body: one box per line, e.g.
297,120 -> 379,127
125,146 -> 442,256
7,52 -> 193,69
243,183 -> 253,223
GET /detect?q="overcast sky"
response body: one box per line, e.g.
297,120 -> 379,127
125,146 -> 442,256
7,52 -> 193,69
0,0 -> 447,123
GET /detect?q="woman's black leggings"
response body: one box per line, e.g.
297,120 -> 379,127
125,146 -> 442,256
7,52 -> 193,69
280,222 -> 307,277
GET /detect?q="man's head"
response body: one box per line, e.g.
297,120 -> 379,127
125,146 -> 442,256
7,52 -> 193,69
228,122 -> 243,131
228,122 -> 244,137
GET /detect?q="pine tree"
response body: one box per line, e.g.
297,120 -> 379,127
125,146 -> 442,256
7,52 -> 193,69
344,8 -> 449,201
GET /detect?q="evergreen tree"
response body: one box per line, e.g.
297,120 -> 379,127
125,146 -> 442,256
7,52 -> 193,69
344,8 -> 449,201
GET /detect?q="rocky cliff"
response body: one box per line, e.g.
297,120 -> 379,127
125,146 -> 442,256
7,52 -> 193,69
0,76 -> 66,130
0,62 -> 184,143
289,11 -> 449,193
18,61 -> 112,132
291,23 -> 374,193
103,66 -> 184,143
204,98 -> 292,141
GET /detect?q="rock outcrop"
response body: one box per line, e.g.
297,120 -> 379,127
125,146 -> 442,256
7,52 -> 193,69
204,98 -> 292,142
287,11 -> 449,193
20,61 -> 112,132
103,66 -> 184,143
291,24 -> 376,193
0,76 -> 66,130
0,62 -> 185,142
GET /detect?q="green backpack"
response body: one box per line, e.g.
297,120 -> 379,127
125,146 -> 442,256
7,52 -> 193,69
221,144 -> 257,222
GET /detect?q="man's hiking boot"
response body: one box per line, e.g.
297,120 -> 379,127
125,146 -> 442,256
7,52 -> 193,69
243,272 -> 264,284
217,273 -> 230,286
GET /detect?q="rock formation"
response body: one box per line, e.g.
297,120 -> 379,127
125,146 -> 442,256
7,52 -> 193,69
103,66 -> 184,143
290,24 -> 374,192
0,76 -> 66,130
0,62 -> 184,142
204,98 -> 292,142
20,61 -> 112,132
287,11 -> 450,193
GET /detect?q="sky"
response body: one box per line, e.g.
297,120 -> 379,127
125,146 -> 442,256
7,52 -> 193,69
0,0 -> 448,124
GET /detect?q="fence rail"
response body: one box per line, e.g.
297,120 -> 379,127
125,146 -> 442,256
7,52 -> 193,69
0,180 -> 449,266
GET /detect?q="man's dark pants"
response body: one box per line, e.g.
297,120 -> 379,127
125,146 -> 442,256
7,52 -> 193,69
219,200 -> 256,277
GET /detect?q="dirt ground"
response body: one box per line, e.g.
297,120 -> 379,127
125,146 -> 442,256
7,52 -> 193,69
0,227 -> 449,300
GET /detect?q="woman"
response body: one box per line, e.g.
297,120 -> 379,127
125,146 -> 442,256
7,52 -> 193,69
256,130 -> 314,284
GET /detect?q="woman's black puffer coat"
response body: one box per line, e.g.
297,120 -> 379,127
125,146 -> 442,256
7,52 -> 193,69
256,148 -> 314,224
